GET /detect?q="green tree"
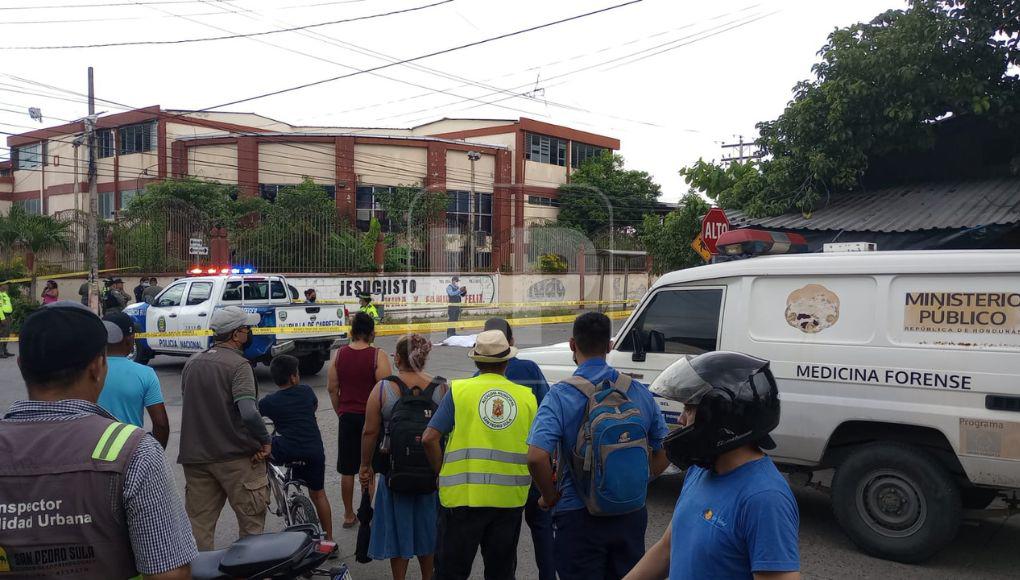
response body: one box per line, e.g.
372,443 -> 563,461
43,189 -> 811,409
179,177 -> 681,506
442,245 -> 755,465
681,0 -> 1020,216
640,193 -> 711,274
2,206 -> 72,299
556,153 -> 662,238
374,183 -> 447,248
124,177 -> 265,227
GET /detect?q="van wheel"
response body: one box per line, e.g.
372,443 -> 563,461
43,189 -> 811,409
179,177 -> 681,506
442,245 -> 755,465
298,355 -> 325,376
832,442 -> 960,563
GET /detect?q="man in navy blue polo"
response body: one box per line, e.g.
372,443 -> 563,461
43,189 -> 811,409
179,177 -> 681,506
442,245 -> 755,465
476,317 -> 553,580
527,312 -> 670,580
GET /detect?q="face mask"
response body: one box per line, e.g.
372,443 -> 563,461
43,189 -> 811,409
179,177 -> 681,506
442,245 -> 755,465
242,329 -> 254,350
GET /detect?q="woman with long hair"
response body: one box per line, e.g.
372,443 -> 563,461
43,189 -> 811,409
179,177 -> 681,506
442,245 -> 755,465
360,334 -> 446,580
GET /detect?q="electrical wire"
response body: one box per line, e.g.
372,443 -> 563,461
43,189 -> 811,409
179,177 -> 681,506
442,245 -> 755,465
0,0 -> 239,10
1,0 -> 454,50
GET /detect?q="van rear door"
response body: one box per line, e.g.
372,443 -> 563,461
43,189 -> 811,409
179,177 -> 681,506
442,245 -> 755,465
607,286 -> 726,425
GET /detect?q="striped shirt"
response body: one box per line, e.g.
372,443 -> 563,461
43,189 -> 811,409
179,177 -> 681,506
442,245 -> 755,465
2,399 -> 198,575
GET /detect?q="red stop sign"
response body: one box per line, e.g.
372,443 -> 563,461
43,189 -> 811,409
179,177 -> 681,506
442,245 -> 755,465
701,207 -> 731,254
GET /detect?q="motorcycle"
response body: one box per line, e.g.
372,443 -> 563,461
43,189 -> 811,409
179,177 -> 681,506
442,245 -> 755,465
191,524 -> 352,580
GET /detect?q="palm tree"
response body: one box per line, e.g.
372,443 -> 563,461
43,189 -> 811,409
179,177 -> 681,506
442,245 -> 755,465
7,206 -> 71,301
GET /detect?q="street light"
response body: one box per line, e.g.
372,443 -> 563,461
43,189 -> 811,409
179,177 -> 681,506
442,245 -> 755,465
467,151 -> 480,271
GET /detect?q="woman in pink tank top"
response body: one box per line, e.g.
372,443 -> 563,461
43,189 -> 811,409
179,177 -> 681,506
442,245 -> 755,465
327,311 -> 391,528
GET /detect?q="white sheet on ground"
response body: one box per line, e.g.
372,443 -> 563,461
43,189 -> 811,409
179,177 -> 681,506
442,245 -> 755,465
436,334 -> 478,348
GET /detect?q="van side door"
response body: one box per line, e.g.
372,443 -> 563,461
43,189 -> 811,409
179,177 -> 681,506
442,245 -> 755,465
607,286 -> 726,384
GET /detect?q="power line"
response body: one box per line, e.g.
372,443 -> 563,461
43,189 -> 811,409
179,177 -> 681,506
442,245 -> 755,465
197,0 -> 646,112
0,0 -> 237,10
1,0 -> 453,50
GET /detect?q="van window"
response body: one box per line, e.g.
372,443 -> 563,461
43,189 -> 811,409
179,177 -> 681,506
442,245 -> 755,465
186,282 -> 213,306
156,283 -> 186,308
618,288 -> 723,354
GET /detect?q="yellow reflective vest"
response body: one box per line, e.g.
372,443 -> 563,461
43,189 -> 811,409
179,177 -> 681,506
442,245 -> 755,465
360,303 -> 380,322
438,373 -> 538,508
0,292 -> 11,321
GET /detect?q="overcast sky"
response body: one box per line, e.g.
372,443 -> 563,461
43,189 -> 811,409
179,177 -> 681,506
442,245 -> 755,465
0,0 -> 904,200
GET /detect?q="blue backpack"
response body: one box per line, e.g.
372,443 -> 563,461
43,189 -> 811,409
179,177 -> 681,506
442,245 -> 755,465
562,373 -> 650,516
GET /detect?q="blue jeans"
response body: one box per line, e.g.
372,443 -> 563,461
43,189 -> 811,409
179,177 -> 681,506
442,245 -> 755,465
525,486 -> 555,580
553,506 -> 648,580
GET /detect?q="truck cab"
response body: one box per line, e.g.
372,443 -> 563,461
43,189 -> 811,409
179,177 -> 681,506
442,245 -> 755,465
124,271 -> 346,375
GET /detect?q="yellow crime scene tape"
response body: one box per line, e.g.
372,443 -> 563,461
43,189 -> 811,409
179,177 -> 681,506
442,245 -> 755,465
306,298 -> 639,309
0,267 -> 138,285
0,310 -> 632,342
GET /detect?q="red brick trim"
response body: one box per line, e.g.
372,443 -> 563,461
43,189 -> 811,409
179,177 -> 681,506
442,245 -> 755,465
180,137 -> 238,148
493,149 -> 513,271
513,129 -> 526,271
237,136 -> 258,198
157,117 -> 168,179
0,175 -> 13,185
428,123 -> 519,140
171,141 -> 187,178
335,136 -> 356,224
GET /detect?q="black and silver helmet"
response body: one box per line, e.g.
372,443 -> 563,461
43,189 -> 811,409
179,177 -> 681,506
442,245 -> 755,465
650,351 -> 780,469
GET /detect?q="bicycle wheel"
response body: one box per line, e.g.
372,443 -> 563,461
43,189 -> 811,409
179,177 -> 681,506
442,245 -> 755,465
288,494 -> 320,527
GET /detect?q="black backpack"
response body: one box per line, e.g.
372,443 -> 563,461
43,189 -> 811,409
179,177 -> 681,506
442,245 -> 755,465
381,375 -> 444,495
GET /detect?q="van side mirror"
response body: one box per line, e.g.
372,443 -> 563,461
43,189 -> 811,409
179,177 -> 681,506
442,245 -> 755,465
630,328 -> 647,362
647,330 -> 666,353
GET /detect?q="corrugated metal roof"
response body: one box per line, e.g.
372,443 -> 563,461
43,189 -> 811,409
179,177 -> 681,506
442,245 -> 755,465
725,178 -> 1020,232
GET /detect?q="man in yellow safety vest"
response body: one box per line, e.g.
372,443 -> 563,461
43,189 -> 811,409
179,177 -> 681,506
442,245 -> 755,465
357,291 -> 380,322
423,330 -> 538,580
0,282 -> 13,358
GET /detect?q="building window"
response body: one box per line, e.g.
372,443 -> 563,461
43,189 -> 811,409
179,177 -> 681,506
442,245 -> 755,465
118,121 -> 157,155
527,195 -> 558,207
571,142 -> 607,168
120,188 -> 141,211
13,142 -> 43,170
99,191 -> 116,220
14,198 -> 41,214
356,185 -> 394,230
446,190 -> 492,233
261,183 -> 335,204
97,129 -> 115,159
525,132 -> 567,166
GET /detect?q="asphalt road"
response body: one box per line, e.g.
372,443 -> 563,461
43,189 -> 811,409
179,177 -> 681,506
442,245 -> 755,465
1,322 -> 1018,579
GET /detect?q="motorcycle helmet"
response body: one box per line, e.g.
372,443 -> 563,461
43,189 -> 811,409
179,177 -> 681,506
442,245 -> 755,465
650,351 -> 780,469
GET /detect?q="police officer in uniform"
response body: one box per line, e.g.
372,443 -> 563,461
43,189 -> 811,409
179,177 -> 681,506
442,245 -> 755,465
0,302 -> 196,579
358,291 -> 380,322
423,330 -> 538,580
0,282 -> 12,358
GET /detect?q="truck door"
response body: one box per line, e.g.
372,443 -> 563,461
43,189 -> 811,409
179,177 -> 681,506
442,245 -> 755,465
608,286 -> 725,384
175,280 -> 215,353
145,280 -> 189,353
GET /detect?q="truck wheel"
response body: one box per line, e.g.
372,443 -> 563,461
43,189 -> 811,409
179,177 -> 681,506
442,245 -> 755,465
832,442 -> 960,563
298,355 -> 325,376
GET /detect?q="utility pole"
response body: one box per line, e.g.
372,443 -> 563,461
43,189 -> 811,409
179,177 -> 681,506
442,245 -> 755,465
721,134 -> 761,164
467,151 -> 480,272
86,67 -> 100,313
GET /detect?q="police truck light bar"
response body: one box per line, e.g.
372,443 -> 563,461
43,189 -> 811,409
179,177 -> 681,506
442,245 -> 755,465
715,229 -> 809,257
188,265 -> 257,275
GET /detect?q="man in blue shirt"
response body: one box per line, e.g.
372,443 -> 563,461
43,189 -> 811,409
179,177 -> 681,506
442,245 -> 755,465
625,352 -> 800,580
527,312 -> 670,580
472,317 -> 553,580
446,276 -> 463,337
98,312 -> 170,448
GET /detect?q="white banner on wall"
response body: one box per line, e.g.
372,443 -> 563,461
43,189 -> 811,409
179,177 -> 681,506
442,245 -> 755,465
291,274 -> 498,307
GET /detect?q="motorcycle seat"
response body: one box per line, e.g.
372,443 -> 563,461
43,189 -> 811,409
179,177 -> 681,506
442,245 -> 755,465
218,530 -> 312,577
190,549 -> 231,580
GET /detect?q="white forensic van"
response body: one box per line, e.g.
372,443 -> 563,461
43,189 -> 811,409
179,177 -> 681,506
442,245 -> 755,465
519,246 -> 1020,563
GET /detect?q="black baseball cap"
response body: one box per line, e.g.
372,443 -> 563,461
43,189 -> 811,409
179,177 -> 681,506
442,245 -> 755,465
102,312 -> 135,344
19,301 -> 107,381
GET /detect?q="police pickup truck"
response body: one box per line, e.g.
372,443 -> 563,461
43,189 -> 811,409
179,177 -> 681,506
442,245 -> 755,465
519,230 -> 1020,564
124,272 -> 345,374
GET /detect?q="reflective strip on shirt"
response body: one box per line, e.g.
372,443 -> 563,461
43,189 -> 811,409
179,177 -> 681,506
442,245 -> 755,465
93,422 -> 135,461
443,448 -> 528,464
439,472 -> 533,487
